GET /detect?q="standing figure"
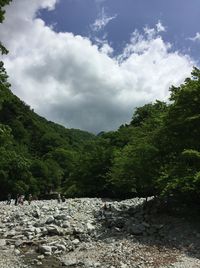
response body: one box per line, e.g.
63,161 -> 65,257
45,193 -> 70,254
28,194 -> 32,205
61,195 -> 66,202
15,194 -> 19,206
18,195 -> 24,205
21,194 -> 25,205
57,193 -> 61,203
7,193 -> 11,205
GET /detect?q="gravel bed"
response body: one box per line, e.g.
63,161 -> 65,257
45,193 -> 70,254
0,198 -> 200,267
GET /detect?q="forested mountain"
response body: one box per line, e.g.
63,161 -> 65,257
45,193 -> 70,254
1,1 -> 200,202
0,83 -> 96,199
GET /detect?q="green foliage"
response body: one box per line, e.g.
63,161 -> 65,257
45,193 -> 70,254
109,143 -> 159,198
107,101 -> 167,198
65,139 -> 113,197
0,89 -> 96,199
156,68 -> 200,199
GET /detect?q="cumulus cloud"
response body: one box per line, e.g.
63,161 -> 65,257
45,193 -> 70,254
189,32 -> 200,42
91,8 -> 117,32
0,0 -> 194,133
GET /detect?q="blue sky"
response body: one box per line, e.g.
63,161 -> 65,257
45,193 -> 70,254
40,0 -> 200,62
0,0 -> 198,133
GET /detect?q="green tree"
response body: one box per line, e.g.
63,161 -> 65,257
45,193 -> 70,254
157,68 -> 200,199
66,139 -> 112,197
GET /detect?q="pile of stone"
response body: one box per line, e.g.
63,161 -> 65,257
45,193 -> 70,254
0,198 -> 158,257
97,197 -> 164,237
0,199 -> 102,255
0,197 -> 199,268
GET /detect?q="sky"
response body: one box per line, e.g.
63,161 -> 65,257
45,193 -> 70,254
0,0 -> 199,133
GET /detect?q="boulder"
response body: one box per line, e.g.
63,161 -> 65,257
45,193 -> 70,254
0,239 -> 6,247
46,216 -> 55,224
47,225 -> 62,235
87,222 -> 95,232
38,245 -> 52,255
72,239 -> 79,245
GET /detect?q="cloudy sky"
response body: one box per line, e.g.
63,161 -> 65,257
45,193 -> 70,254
0,0 -> 199,133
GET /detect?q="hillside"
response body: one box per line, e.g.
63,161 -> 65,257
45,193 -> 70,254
0,86 -> 96,199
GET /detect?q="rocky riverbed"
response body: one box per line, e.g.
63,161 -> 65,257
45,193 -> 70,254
0,198 -> 200,268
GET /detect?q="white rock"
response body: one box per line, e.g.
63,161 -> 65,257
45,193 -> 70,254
37,255 -> 44,260
72,239 -> 79,245
87,222 -> 95,232
14,249 -> 20,255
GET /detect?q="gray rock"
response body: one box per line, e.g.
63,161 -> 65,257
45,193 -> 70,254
0,239 -> 6,247
47,225 -> 61,235
46,216 -> 55,224
56,244 -> 66,251
32,209 -> 41,218
127,223 -> 145,235
54,214 -> 68,220
39,245 -> 52,255
37,255 -> 45,260
72,239 -> 79,245
14,249 -> 20,255
15,240 -> 23,247
87,222 -> 95,232
73,226 -> 84,234
61,258 -> 77,267
35,227 -> 41,234
62,221 -> 71,228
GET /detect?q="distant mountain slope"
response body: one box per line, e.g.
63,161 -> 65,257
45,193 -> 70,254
0,87 -> 95,154
0,86 -> 96,199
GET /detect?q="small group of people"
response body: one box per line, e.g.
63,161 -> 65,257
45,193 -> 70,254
7,193 -> 33,205
6,192 -> 66,205
99,202 -> 113,218
57,193 -> 66,203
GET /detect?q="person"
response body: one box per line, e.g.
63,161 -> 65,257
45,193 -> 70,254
61,195 -> 66,202
100,202 -> 108,218
21,194 -> 25,205
18,194 -> 24,205
57,193 -> 61,203
15,194 -> 19,206
7,193 -> 11,205
28,194 -> 32,205
102,202 -> 108,210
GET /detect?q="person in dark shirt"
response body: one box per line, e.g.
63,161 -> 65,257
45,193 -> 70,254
15,194 -> 19,206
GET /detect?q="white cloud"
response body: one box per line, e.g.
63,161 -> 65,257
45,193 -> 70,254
156,21 -> 166,33
0,0 -> 194,133
189,32 -> 200,42
143,21 -> 166,40
100,43 -> 113,55
91,8 -> 117,32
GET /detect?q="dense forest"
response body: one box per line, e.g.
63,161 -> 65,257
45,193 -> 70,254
1,1 -> 200,202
